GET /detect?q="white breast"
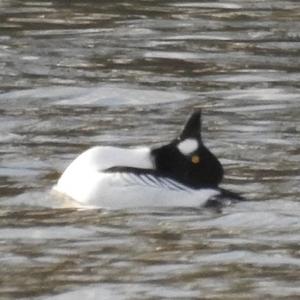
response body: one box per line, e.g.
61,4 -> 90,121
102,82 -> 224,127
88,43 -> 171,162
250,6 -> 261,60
54,146 -> 152,203
53,146 -> 220,209
63,146 -> 154,172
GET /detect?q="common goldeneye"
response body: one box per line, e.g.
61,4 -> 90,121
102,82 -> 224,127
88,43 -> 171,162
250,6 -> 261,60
53,110 -> 242,209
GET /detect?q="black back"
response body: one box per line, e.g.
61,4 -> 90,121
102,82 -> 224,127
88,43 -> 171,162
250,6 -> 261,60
151,110 -> 224,188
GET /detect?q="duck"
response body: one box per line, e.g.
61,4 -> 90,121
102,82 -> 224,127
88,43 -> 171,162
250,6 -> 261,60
53,110 -> 243,209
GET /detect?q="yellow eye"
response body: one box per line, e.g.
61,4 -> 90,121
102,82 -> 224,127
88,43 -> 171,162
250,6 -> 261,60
191,155 -> 200,164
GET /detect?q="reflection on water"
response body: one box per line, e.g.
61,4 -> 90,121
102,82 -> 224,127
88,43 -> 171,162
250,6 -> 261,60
0,0 -> 300,299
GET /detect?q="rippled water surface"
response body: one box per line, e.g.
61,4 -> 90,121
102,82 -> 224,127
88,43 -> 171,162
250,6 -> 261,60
1,0 -> 300,299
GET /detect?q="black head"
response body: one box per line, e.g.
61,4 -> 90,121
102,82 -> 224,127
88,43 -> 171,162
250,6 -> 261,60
151,110 -> 223,188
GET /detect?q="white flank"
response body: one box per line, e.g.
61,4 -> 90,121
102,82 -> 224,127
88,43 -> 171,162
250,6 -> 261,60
53,145 -> 220,209
54,171 -> 220,209
177,138 -> 198,155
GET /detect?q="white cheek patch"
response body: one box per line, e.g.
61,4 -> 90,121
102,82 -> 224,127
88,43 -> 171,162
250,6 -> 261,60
177,138 -> 199,155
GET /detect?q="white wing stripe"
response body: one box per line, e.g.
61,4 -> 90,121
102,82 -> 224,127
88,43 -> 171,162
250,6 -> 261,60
163,177 -> 191,191
140,174 -> 156,187
116,172 -> 192,192
145,174 -> 159,185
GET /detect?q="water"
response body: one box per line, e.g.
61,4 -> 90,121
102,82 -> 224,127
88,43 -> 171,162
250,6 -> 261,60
0,0 -> 300,298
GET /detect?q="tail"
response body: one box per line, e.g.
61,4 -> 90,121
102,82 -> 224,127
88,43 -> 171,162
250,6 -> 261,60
204,187 -> 245,209
219,187 -> 245,201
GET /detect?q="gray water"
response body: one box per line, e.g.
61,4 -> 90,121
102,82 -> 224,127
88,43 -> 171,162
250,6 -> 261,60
1,0 -> 300,299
